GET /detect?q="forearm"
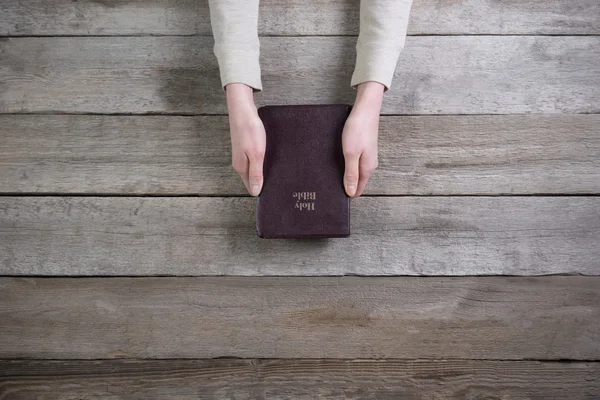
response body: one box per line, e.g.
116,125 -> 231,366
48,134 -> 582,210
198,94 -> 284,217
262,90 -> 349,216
354,81 -> 385,114
351,0 -> 413,91
208,0 -> 262,91
226,83 -> 258,131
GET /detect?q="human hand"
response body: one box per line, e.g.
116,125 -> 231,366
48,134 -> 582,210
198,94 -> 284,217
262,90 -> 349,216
342,81 -> 385,197
226,83 -> 266,196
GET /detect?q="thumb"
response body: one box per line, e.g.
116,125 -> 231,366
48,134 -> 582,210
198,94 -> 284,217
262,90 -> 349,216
344,152 -> 360,197
247,152 -> 264,196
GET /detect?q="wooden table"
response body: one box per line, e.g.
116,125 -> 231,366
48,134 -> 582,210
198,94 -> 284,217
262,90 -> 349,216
1,0 -> 599,398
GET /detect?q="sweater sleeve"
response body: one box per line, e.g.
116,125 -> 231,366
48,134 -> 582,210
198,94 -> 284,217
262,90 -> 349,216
351,0 -> 413,91
208,0 -> 262,92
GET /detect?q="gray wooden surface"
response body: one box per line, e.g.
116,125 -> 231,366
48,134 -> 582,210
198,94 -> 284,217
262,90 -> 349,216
1,0 -> 599,36
1,359 -> 598,400
2,36 -> 599,115
1,0 -> 599,395
2,114 -> 599,195
1,276 -> 598,359
2,197 -> 599,276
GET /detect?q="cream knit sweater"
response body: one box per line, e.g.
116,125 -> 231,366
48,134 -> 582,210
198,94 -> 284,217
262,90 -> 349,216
208,0 -> 413,92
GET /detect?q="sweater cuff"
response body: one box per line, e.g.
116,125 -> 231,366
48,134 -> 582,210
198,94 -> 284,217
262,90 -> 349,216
215,47 -> 263,92
351,44 -> 402,92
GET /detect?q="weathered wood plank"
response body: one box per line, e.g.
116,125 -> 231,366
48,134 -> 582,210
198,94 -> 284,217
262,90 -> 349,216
0,277 -> 598,359
1,360 -> 598,399
1,36 -> 599,115
1,197 -> 598,276
1,0 -> 598,36
1,114 -> 598,195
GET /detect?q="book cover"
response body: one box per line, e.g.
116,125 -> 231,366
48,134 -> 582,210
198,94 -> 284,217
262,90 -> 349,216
256,104 -> 351,239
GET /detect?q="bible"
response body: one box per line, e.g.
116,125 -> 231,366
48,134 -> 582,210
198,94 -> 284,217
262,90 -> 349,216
256,104 -> 352,238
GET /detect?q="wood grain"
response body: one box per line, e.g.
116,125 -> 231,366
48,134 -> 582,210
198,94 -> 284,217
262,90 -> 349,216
1,276 -> 598,359
1,114 -> 598,195
1,0 -> 598,36
1,197 -> 599,276
1,359 -> 598,399
1,36 -> 599,114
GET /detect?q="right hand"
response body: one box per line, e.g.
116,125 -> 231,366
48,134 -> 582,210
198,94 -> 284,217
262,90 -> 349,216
225,83 -> 266,197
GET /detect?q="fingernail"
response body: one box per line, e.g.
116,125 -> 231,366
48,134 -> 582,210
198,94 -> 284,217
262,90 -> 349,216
346,184 -> 356,197
251,184 -> 261,196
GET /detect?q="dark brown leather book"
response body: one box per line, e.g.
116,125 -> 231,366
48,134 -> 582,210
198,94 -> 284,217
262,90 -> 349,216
256,104 -> 351,238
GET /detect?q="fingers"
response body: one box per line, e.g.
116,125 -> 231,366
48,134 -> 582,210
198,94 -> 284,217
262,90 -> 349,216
246,149 -> 264,196
344,148 -> 378,198
355,154 -> 378,197
344,151 -> 360,197
233,146 -> 264,196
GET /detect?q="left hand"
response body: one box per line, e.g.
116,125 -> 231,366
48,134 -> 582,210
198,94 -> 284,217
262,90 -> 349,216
342,81 -> 385,197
